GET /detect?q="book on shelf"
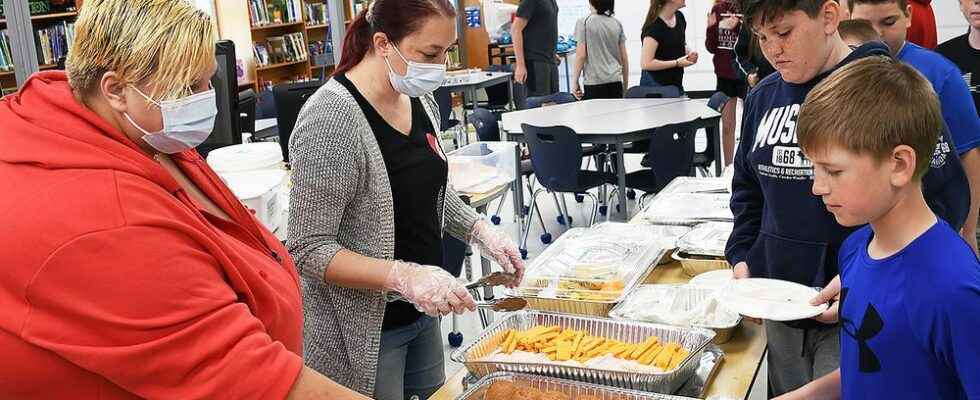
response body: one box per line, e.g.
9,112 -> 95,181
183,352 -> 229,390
305,2 -> 329,26
0,30 -> 13,72
258,32 -> 307,67
250,0 -> 303,26
253,43 -> 271,67
33,21 -> 75,66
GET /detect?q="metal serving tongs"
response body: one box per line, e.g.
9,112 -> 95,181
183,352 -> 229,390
465,271 -> 517,291
388,271 -> 519,303
476,297 -> 528,312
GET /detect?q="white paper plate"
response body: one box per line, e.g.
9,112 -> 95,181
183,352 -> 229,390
688,269 -> 734,291
715,278 -> 828,321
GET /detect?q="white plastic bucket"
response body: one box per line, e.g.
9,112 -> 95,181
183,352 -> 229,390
206,142 -> 283,173
220,169 -> 287,231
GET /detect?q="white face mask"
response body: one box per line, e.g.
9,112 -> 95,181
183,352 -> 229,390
384,44 -> 447,97
125,85 -> 218,154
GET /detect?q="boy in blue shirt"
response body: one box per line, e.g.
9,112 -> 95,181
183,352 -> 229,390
851,0 -> 980,254
777,56 -> 980,400
727,0 -> 969,395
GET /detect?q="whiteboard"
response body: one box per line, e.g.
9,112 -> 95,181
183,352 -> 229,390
557,0 -> 590,38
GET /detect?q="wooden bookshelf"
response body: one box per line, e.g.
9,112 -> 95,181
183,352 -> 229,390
256,59 -> 308,72
0,2 -> 80,92
31,11 -> 78,21
251,20 -> 304,31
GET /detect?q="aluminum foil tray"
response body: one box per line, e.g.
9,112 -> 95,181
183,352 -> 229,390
507,223 -> 668,314
456,372 -> 696,400
609,284 -> 740,344
450,311 -> 716,394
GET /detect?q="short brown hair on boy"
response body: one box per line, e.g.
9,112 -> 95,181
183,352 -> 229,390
848,0 -> 908,13
740,0 -> 828,27
797,56 -> 943,179
838,19 -> 880,44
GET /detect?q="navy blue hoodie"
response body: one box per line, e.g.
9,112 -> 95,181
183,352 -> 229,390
726,42 -> 970,296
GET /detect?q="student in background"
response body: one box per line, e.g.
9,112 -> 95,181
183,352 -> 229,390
908,0 -> 937,48
838,18 -> 881,47
639,0 -> 698,92
733,23 -> 774,88
570,0 -> 629,100
851,0 -> 980,254
706,0 -> 743,165
512,0 -> 560,97
776,55 -> 980,400
727,0 -> 968,395
937,0 -> 980,118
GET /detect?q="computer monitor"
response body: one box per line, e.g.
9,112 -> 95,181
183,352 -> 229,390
273,80 -> 324,163
197,40 -> 241,157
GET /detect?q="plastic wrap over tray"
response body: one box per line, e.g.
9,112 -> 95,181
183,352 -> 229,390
640,193 -> 733,226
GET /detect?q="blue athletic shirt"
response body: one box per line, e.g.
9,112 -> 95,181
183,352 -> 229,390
839,221 -> 980,399
898,42 -> 980,155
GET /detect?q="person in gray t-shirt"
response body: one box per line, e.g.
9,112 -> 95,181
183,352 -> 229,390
570,0 -> 629,99
512,0 -> 559,97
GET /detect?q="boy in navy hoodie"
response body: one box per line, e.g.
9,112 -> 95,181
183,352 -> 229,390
851,0 -> 980,254
726,0 -> 969,395
776,55 -> 980,400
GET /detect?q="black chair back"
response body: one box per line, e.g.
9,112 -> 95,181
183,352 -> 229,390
522,124 -> 584,193
238,89 -> 257,138
470,108 -> 501,142
646,127 -> 697,191
273,80 -> 325,162
625,85 -> 682,99
433,86 -> 455,132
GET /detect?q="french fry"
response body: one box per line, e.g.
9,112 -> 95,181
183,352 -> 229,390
536,332 -> 559,343
653,344 -> 678,369
630,336 -> 659,360
581,337 -> 603,354
541,345 -> 557,354
614,344 -> 634,358
668,349 -> 689,370
505,333 -> 521,354
570,332 -> 584,357
638,344 -> 663,365
557,340 -> 572,361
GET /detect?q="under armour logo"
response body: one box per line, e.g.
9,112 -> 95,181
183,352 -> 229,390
840,287 -> 884,373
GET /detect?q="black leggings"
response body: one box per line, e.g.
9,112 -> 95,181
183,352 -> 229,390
584,81 -> 624,100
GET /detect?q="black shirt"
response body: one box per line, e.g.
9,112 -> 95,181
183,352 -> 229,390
517,0 -> 559,65
937,34 -> 980,117
642,11 -> 687,89
334,74 -> 448,330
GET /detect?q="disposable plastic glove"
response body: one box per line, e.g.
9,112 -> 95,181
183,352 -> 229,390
383,261 -> 477,317
470,220 -> 525,288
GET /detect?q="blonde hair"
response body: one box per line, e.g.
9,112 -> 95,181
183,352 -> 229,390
66,0 -> 216,102
797,56 -> 943,180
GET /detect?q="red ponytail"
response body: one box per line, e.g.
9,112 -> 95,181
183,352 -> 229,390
333,0 -> 456,76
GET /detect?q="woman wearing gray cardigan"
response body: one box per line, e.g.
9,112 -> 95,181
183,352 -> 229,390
286,1 -> 525,399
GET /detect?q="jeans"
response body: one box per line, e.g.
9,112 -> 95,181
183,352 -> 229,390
374,316 -> 446,400
765,321 -> 840,396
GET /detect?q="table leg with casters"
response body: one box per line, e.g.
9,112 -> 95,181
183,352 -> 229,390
476,203 -> 494,326
615,140 -> 629,218
510,134 -> 525,232
708,118 -> 724,176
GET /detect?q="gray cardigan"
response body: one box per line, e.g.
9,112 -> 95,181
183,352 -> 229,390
286,79 -> 482,396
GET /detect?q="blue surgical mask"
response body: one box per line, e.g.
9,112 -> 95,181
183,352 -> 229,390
125,85 -> 218,154
384,44 -> 447,97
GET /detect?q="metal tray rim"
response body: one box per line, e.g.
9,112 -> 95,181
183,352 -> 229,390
450,310 -> 716,378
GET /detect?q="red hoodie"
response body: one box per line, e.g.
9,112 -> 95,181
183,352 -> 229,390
0,72 -> 304,399
908,0 -> 937,49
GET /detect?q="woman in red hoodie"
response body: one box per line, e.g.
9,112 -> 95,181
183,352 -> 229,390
0,1 -> 366,399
